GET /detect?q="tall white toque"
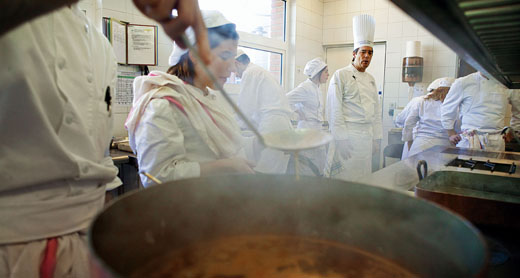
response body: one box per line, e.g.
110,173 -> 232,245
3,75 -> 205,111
353,14 -> 375,50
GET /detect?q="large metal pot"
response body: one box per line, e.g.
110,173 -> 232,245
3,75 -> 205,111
89,174 -> 488,277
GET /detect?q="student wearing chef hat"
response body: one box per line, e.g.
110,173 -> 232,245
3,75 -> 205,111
286,57 -> 329,176
233,49 -> 294,174
325,14 -> 382,180
402,77 -> 456,158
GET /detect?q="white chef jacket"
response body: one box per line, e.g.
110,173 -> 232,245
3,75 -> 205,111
442,72 -> 520,133
402,98 -> 451,156
237,63 -> 293,174
327,64 -> 382,140
326,64 -> 382,180
395,96 -> 423,128
403,98 -> 449,141
127,72 -> 247,187
0,6 -> 118,243
286,79 -> 326,176
286,79 -> 323,129
395,96 -> 423,159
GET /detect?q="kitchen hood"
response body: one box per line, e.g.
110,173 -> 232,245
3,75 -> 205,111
391,0 -> 520,89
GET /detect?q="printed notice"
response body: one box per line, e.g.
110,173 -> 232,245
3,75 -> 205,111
111,19 -> 127,64
127,25 -> 156,65
115,71 -> 141,107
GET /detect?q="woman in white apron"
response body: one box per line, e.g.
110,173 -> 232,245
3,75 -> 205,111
286,58 -> 329,176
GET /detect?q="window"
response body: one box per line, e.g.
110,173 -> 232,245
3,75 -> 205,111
228,47 -> 283,85
198,0 -> 286,41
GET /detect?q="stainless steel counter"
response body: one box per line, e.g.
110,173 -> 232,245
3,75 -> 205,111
358,146 -> 520,192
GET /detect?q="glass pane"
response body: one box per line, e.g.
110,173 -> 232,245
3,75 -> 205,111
228,47 -> 283,85
198,0 -> 286,41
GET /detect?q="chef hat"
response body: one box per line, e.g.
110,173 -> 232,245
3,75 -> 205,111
304,57 -> 327,78
235,48 -> 247,59
168,10 -> 234,66
353,14 -> 375,50
427,77 -> 455,92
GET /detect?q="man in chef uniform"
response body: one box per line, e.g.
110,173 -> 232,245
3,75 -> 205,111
325,14 -> 382,180
234,49 -> 294,174
441,72 -> 520,151
0,0 -> 210,277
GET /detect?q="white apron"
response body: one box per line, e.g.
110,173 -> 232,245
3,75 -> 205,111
457,131 -> 505,152
408,136 -> 451,157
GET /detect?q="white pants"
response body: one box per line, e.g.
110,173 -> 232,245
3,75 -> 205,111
0,233 -> 91,278
294,120 -> 327,176
456,132 -> 505,152
327,125 -> 373,181
408,136 -> 451,157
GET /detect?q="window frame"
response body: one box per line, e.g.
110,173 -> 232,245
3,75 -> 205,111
201,0 -> 289,89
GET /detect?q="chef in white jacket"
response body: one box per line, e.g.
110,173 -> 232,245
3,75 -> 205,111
0,5 -> 120,277
234,49 -> 293,174
394,96 -> 423,159
286,57 -> 329,175
403,78 -> 455,157
325,14 -> 382,180
441,72 -> 520,151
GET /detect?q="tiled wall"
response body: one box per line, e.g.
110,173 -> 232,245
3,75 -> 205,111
292,0 -> 325,88
322,0 -> 458,152
78,0 -> 460,145
78,0 -> 173,137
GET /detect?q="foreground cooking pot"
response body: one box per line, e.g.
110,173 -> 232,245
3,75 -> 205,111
89,174 -> 488,277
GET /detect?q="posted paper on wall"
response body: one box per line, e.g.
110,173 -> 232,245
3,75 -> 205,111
115,71 -> 141,110
127,25 -> 157,65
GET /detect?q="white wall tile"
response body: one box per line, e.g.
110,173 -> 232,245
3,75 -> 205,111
157,43 -> 172,67
324,2 -> 335,15
399,82 -> 411,99
103,0 -> 127,12
398,97 -> 410,107
312,0 -> 325,15
102,9 -> 131,22
374,0 -> 389,9
387,38 -> 402,53
388,22 -> 403,38
361,0 -> 375,11
337,0 -> 348,14
384,82 -> 399,98
345,27 -> 354,42
386,67 -> 401,83
323,28 -> 335,43
402,22 -> 417,37
388,6 -> 404,23
346,0 -> 361,12
417,25 -> 431,36
334,27 -> 348,42
345,12 -> 357,27
374,9 -> 388,24
374,23 -> 388,41
433,51 -> 456,67
418,35 -> 434,51
433,38 -> 451,52
386,52 -> 401,68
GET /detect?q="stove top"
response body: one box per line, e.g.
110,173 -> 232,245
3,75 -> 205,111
446,158 -> 517,174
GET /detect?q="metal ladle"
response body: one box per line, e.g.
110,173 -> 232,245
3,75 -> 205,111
181,34 -> 333,177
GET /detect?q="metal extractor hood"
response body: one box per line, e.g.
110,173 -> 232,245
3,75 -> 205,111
391,0 -> 520,89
